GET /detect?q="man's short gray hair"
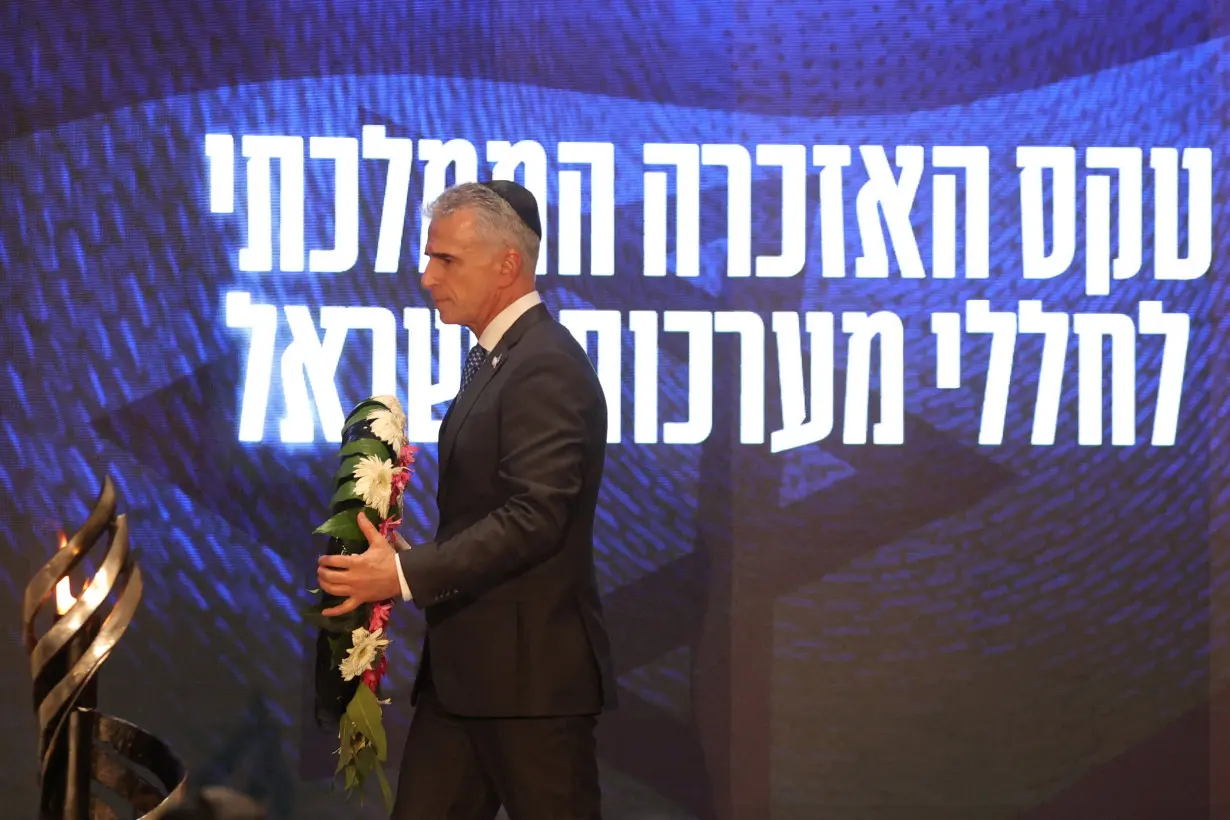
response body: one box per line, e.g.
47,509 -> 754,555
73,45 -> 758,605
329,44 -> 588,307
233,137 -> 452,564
424,182 -> 540,276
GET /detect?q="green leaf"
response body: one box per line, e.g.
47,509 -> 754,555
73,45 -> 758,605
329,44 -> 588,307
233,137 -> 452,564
375,761 -> 394,813
339,437 -> 394,462
314,507 -> 382,542
343,399 -> 385,429
329,481 -> 360,509
357,745 -> 379,770
350,745 -> 382,807
337,715 -> 356,772
346,684 -> 388,762
333,455 -> 366,486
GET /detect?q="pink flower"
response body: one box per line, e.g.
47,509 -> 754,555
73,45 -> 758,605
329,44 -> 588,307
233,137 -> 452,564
378,515 -> 402,538
399,444 -> 417,469
362,655 -> 388,693
368,601 -> 392,632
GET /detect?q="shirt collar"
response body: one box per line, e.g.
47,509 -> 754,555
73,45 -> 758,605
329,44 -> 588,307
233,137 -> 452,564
478,291 -> 542,351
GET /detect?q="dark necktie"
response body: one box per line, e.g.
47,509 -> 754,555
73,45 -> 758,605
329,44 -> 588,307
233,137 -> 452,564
459,344 -> 489,394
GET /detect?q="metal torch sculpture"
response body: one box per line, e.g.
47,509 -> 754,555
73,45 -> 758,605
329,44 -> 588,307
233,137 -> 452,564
22,476 -> 188,819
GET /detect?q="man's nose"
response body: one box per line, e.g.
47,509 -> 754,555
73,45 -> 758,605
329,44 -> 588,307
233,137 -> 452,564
420,262 -> 437,288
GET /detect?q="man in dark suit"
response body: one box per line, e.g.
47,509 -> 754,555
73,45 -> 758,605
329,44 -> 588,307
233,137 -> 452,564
316,180 -> 616,819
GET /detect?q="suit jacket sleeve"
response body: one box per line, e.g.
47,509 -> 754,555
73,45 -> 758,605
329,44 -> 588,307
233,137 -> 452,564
399,350 -> 600,607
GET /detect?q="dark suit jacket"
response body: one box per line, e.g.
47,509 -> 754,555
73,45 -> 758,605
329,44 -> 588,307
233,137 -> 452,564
400,303 -> 617,718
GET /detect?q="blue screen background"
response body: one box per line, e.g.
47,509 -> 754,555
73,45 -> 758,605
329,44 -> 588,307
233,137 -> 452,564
1,2 -> 1226,817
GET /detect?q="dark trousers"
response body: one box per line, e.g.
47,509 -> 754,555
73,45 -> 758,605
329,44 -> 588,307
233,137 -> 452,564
392,688 -> 601,819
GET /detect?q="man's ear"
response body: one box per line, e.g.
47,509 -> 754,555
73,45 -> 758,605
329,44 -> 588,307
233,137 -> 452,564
499,247 -> 522,283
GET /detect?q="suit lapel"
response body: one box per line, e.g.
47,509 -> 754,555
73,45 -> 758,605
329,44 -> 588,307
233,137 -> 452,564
438,304 -> 550,479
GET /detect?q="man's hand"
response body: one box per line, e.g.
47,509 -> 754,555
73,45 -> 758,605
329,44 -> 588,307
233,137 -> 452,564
317,513 -> 402,616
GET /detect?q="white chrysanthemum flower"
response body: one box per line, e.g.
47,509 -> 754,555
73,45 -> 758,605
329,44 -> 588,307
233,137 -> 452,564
353,455 -> 396,518
370,394 -> 405,418
339,626 -> 390,681
367,397 -> 407,452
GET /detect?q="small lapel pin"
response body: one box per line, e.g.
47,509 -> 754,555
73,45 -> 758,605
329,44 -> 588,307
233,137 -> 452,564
491,354 -> 503,370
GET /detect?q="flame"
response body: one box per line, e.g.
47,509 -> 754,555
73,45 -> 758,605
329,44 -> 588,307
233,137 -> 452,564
55,532 -> 87,616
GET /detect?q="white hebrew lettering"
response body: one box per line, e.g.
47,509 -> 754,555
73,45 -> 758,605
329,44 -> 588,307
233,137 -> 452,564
813,146 -> 852,279
842,311 -> 905,444
225,291 -> 278,442
240,135 -> 305,272
931,146 -> 990,279
280,305 -> 348,443
1018,146 -> 1076,281
558,142 -> 616,276
662,311 -> 712,444
1084,147 -> 1143,296
701,144 -> 752,278
1073,312 -> 1136,446
419,139 -> 479,269
629,311 -> 660,443
644,144 -> 700,277
770,312 -> 835,452
1017,300 -> 1069,446
1151,147 -> 1212,283
361,125 -> 414,274
308,136 -> 360,273
205,134 -> 234,214
965,300 -> 1018,446
930,312 -> 962,389
714,311 -> 765,444
559,310 -> 622,443
855,146 -> 925,279
1138,301 -> 1189,446
755,144 -> 807,278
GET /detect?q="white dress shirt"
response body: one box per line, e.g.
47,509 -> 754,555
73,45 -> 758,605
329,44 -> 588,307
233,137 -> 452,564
392,291 -> 543,601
